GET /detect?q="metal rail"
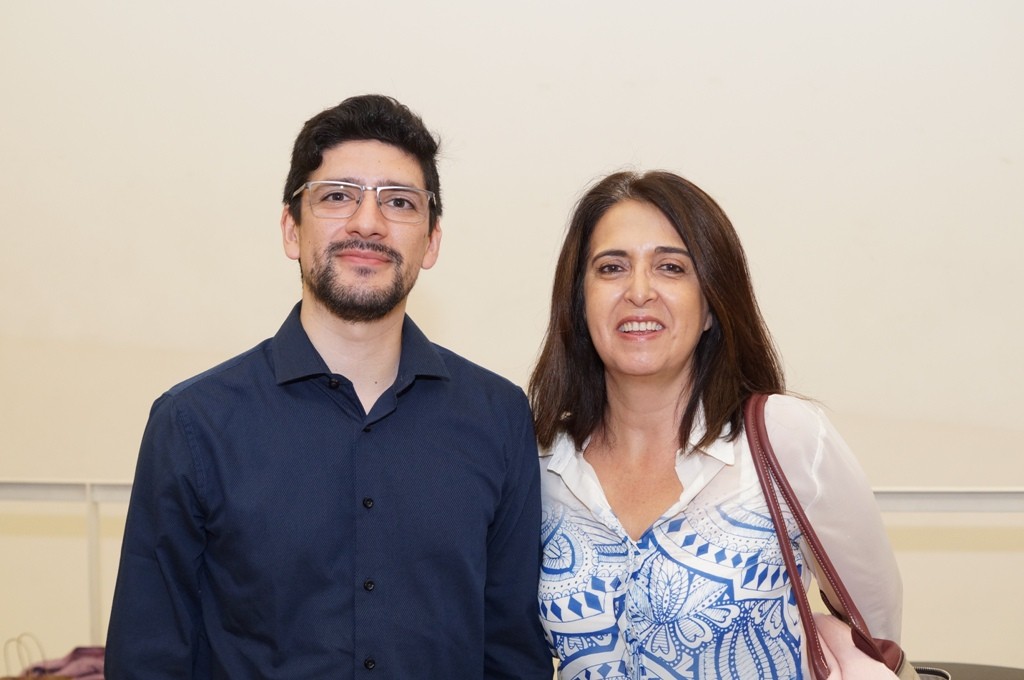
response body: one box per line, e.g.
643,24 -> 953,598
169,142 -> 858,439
0,481 -> 131,645
872,487 -> 1024,513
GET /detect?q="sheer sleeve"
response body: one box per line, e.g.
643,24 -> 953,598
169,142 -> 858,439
762,394 -> 903,643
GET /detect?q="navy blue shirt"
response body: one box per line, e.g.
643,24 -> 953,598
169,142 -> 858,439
106,304 -> 552,679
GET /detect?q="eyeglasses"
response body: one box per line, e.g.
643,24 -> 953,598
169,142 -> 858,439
292,181 -> 435,224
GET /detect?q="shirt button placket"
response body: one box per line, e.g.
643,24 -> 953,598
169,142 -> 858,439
357,424 -> 377,674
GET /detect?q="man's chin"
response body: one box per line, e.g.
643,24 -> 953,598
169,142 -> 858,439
322,300 -> 399,323
303,262 -> 413,323
309,286 -> 408,323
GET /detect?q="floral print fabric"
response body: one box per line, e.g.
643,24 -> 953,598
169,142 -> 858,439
538,395 -> 903,680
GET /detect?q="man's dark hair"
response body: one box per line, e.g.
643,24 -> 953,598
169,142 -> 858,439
283,94 -> 442,232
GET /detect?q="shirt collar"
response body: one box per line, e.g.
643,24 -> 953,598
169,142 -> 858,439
684,404 -> 736,465
394,313 -> 450,389
271,303 -> 329,384
271,302 -> 450,386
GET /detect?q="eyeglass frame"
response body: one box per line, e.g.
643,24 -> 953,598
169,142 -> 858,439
290,180 -> 436,224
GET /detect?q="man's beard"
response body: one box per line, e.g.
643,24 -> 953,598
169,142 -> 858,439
303,239 -> 413,323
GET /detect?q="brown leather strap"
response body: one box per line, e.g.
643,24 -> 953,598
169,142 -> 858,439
745,393 -> 831,679
744,394 -> 905,678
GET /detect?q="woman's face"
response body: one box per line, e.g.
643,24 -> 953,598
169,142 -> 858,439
583,199 -> 713,387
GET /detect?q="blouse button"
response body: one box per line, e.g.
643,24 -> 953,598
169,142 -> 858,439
362,497 -> 374,509
363,657 -> 376,670
363,579 -> 375,591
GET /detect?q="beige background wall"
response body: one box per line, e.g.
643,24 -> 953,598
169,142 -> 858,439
2,0 -> 1022,670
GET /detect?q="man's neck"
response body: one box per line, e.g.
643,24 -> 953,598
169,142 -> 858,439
299,296 -> 406,413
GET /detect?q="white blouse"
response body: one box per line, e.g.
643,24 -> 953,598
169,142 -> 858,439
538,394 -> 902,680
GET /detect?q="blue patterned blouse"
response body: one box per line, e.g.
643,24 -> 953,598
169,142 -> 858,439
538,394 -> 903,680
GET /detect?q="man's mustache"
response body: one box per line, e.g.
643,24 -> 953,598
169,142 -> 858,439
327,239 -> 403,265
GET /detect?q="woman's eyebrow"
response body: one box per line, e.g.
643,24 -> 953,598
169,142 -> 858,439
590,246 -> 692,262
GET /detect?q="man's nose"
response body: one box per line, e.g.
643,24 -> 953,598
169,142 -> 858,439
345,191 -> 389,238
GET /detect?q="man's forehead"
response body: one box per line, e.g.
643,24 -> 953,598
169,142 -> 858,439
313,139 -> 425,186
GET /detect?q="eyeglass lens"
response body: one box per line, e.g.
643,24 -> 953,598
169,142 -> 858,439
306,182 -> 430,223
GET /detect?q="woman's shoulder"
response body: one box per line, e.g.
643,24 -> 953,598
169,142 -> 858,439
762,393 -> 832,434
755,393 -> 848,464
755,393 -> 865,511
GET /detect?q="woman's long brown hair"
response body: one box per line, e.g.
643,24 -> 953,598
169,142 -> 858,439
529,171 -> 784,452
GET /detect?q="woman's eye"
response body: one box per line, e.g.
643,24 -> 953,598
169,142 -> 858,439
659,262 -> 686,274
596,263 -> 624,274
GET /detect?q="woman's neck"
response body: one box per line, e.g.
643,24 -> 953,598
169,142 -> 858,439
598,373 -> 691,456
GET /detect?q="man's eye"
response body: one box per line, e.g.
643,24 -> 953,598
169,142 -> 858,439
382,192 -> 422,211
386,197 -> 414,210
321,191 -> 356,203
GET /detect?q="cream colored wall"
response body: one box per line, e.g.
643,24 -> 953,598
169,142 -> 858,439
2,0 -> 1022,670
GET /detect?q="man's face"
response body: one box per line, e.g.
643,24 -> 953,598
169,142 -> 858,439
281,140 -> 442,323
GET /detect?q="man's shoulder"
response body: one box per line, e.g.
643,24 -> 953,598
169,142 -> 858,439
430,342 -> 522,394
424,343 -> 534,425
163,338 -> 274,400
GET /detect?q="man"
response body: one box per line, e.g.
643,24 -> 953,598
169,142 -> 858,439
106,95 -> 552,678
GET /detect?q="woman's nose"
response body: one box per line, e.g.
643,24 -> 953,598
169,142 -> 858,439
624,270 -> 656,305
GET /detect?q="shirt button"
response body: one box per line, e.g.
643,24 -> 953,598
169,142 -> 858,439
363,657 -> 376,670
362,497 -> 374,509
362,426 -> 372,433
327,378 -> 340,389
363,579 -> 375,591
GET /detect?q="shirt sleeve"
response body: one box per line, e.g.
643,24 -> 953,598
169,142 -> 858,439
482,391 -> 555,679
105,393 -> 208,678
763,394 -> 904,644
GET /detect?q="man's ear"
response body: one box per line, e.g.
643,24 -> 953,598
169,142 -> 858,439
281,205 -> 301,261
421,220 -> 443,270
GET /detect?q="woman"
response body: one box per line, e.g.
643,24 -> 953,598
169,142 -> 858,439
530,171 -> 903,679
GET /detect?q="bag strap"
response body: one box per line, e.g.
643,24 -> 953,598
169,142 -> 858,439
744,394 -> 831,679
744,394 -> 904,678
